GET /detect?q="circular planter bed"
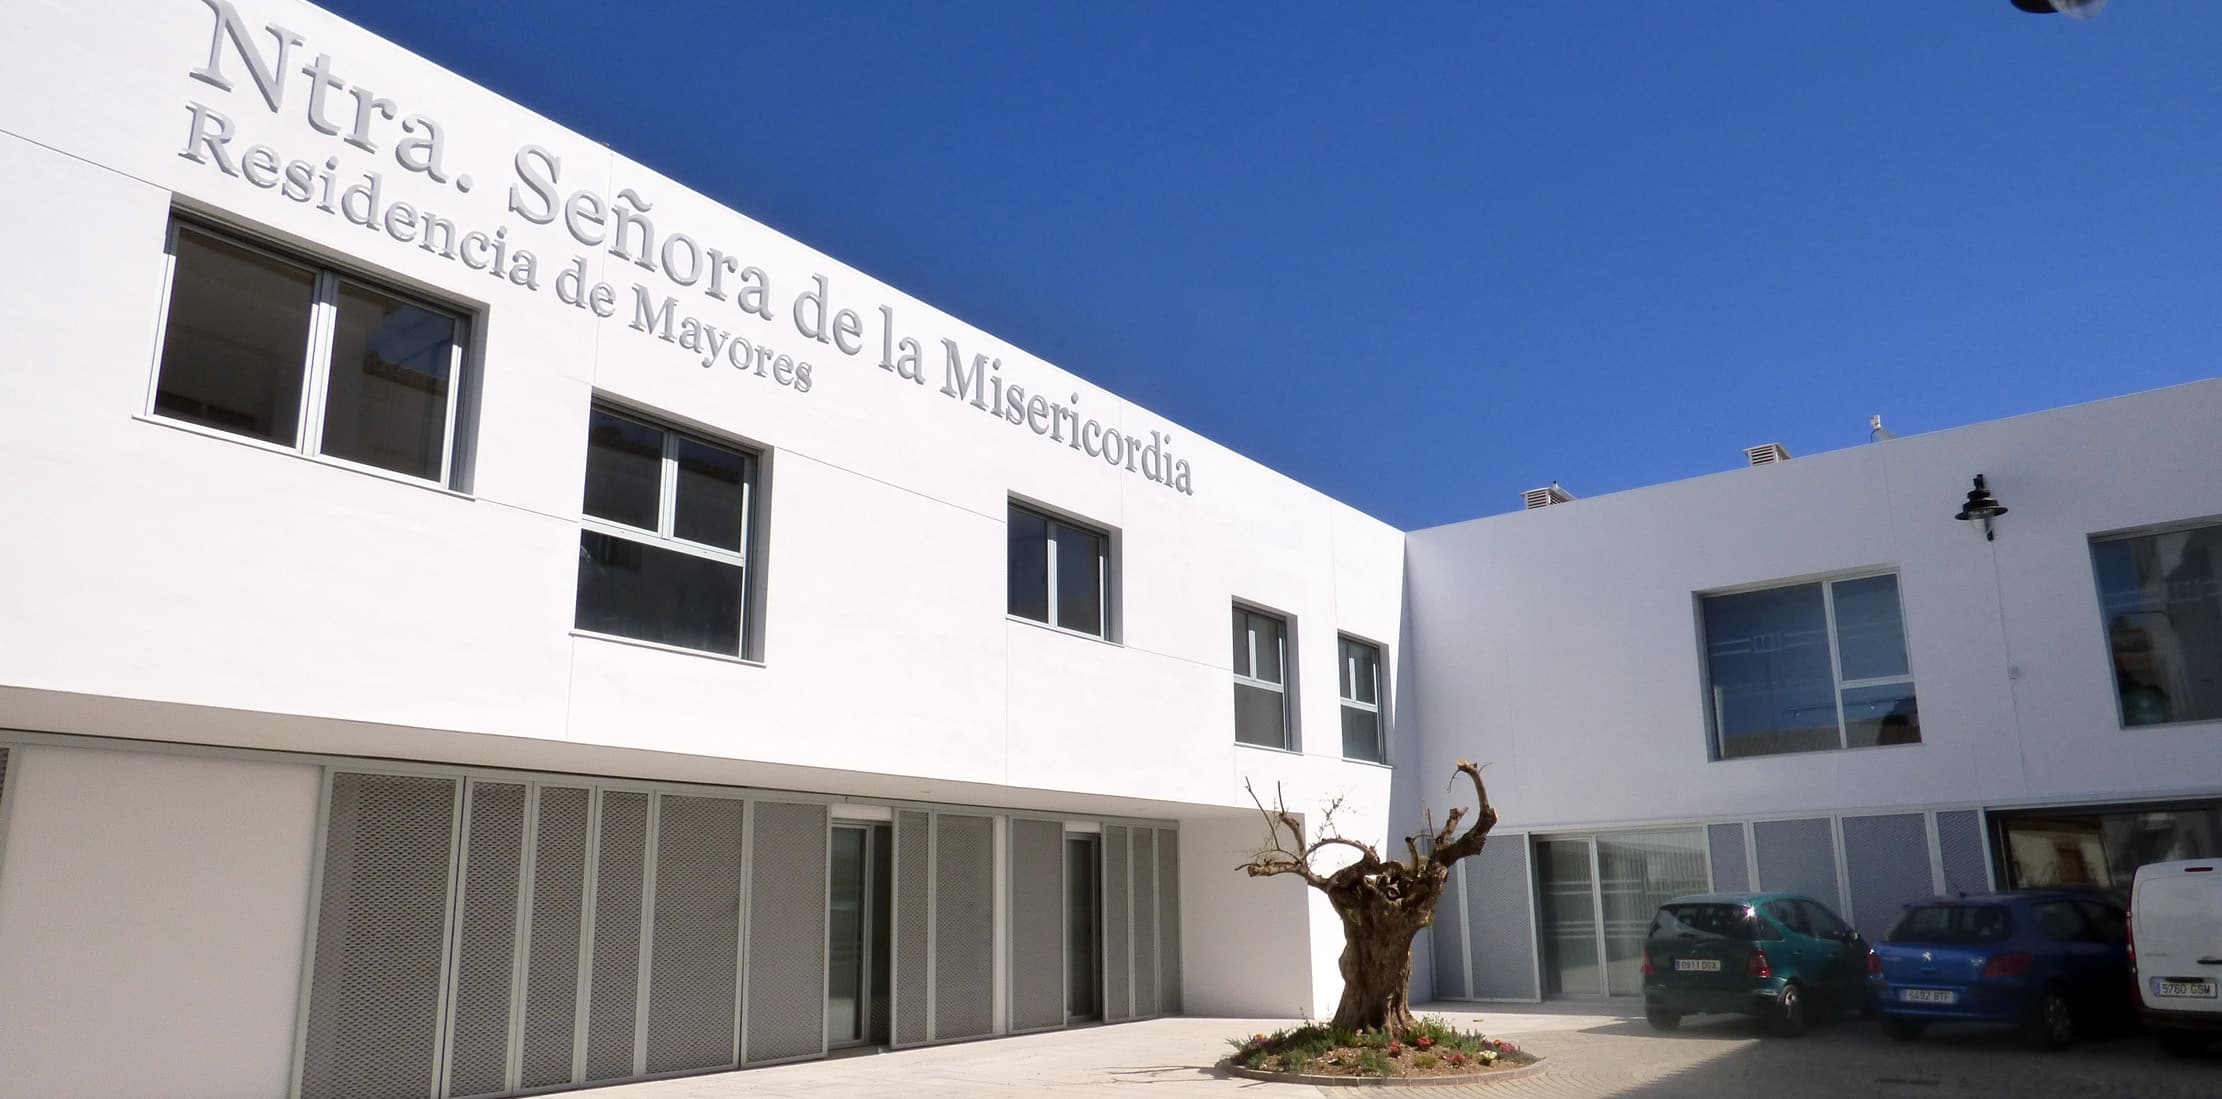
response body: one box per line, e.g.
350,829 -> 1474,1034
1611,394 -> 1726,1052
1221,1022 -> 1543,1086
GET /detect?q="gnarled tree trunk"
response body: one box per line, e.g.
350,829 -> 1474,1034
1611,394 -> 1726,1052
1243,762 -> 1498,1038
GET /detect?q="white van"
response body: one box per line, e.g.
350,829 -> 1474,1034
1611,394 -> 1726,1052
2131,858 -> 2222,1056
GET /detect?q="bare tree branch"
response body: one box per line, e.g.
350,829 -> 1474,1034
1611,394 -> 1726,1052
1429,760 -> 1499,867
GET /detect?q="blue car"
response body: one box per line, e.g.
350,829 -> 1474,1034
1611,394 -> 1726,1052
1866,891 -> 2132,1050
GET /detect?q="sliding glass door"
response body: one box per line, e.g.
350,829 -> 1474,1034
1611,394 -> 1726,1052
1535,829 -> 1710,998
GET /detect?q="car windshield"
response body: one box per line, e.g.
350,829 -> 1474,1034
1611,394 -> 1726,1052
1886,904 -> 2012,945
1651,903 -> 1754,940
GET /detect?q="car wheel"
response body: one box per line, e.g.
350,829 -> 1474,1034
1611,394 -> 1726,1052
1881,1015 -> 1925,1042
1769,983 -> 1809,1038
1645,1006 -> 1682,1031
2156,1029 -> 2207,1058
2026,988 -> 2073,1051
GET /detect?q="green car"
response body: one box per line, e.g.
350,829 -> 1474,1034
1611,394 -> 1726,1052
1642,892 -> 1870,1035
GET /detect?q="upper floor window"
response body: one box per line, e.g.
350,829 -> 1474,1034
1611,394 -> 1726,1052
151,221 -> 469,486
574,405 -> 759,658
1338,636 -> 1386,763
2094,521 -> 2222,727
1700,572 -> 1919,760
1007,503 -> 1109,639
1233,606 -> 1292,749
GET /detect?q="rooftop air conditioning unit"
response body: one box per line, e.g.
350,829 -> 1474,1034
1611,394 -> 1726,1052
1522,483 -> 1574,510
1744,443 -> 1791,466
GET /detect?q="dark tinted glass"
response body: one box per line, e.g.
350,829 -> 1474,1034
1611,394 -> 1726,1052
2095,526 -> 2222,726
574,531 -> 743,654
1053,522 -> 1104,636
1800,900 -> 1852,938
1342,638 -> 1380,704
1007,507 -> 1049,623
583,410 -> 663,530
1886,904 -> 2013,945
1651,903 -> 1754,940
1763,900 -> 1812,935
1845,682 -> 1921,747
1340,706 -> 1383,763
672,437 -> 749,552
154,228 -> 316,444
320,281 -> 457,480
1703,584 -> 1839,758
1234,682 -> 1287,748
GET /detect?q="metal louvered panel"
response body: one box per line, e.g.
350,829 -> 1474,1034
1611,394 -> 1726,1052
447,782 -> 526,1098
1431,862 -> 1469,1000
1754,818 -> 1841,909
1842,813 -> 1933,940
299,773 -> 457,1099
745,802 -> 828,1064
585,790 -> 649,1082
0,747 -> 9,808
892,811 -> 930,1047
1462,835 -> 1540,1000
1936,810 -> 1991,896
1132,832 -> 1159,1017
519,786 -> 590,1090
646,795 -> 745,1075
932,814 -> 995,1041
1102,825 -> 1130,1022
1008,819 -> 1065,1032
1156,829 -> 1181,1015
1707,823 -> 1751,893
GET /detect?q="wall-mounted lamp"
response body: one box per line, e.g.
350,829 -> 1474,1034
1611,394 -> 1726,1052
1955,474 -> 2009,540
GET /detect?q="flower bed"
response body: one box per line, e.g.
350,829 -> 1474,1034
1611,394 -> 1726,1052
1225,1018 -> 1535,1080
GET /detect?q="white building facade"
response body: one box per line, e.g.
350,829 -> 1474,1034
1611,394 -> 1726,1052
1,2 -> 2219,1098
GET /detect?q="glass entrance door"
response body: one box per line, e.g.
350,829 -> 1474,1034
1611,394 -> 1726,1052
828,823 -> 892,1046
1536,838 -> 1603,997
1536,829 -> 1710,997
1066,835 -> 1102,1022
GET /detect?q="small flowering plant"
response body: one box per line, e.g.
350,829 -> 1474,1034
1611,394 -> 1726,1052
1415,1035 -> 1435,1050
1226,1018 -> 1535,1079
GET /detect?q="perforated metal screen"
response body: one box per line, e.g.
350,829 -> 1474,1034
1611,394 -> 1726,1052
1461,835 -> 1540,1000
1008,819 -> 1065,1032
585,790 -> 649,1082
647,795 -> 744,1074
1132,831 -> 1159,1017
519,786 -> 590,1090
1431,864 -> 1469,1000
299,772 -> 457,1099
745,801 -> 828,1064
1935,810 -> 1990,896
447,782 -> 526,1098
1103,825 -> 1130,1022
1156,829 -> 1182,1014
1841,813 -> 1933,939
893,810 -> 930,1047
933,814 -> 995,1040
1754,818 -> 1841,909
1707,823 -> 1751,893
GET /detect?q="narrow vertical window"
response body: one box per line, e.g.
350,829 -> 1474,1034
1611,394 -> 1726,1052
1232,606 -> 1292,749
150,220 -> 470,485
2093,522 -> 2222,727
574,405 -> 758,657
1006,503 -> 1110,640
1338,636 -> 1385,763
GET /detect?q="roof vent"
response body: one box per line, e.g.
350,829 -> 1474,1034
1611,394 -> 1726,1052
1523,482 -> 1575,510
1744,443 -> 1791,466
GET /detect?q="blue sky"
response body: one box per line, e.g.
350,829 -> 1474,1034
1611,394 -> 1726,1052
319,0 -> 2222,530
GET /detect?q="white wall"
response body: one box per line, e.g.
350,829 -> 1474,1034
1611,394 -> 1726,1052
1404,379 -> 2222,834
0,745 -> 322,1099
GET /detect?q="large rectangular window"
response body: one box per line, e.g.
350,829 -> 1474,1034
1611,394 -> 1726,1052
152,221 -> 468,485
2094,522 -> 2222,727
574,405 -> 758,657
1701,572 -> 1919,760
1006,503 -> 1109,639
1338,635 -> 1385,763
1232,606 -> 1292,749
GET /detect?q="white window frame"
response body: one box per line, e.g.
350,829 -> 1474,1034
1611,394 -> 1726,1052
147,218 -> 471,489
1701,569 -> 1916,760
1232,604 -> 1294,750
1008,502 -> 1112,641
1337,634 -> 1387,763
575,403 -> 759,657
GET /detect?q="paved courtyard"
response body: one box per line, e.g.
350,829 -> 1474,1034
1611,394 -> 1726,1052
594,1003 -> 2216,1099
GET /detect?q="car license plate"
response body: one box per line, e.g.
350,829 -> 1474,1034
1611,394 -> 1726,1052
1900,988 -> 1958,1004
2153,978 -> 2218,999
1674,958 -> 1720,972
